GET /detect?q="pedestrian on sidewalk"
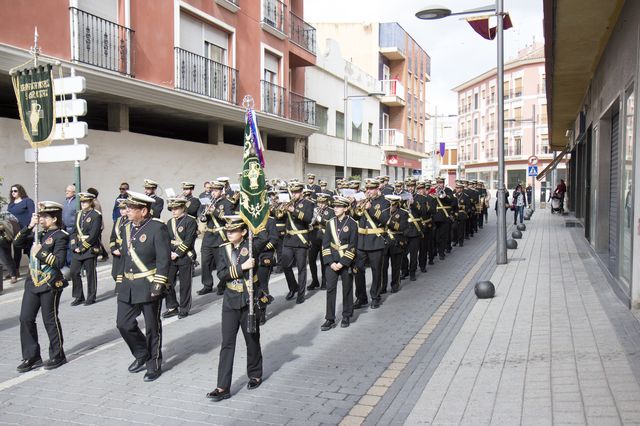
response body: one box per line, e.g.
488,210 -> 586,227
8,184 -> 35,275
0,213 -> 19,282
62,184 -> 77,266
512,184 -> 527,224
207,216 -> 262,402
112,182 -> 130,222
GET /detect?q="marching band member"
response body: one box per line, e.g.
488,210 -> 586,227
110,198 -> 129,284
143,179 -> 164,219
69,192 -> 102,306
402,179 -> 426,281
181,181 -> 201,217
308,193 -> 334,291
382,195 -> 408,293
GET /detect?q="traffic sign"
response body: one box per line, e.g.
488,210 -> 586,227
55,99 -> 87,118
52,121 -> 88,140
528,155 -> 539,165
528,165 -> 539,176
24,144 -> 89,163
53,76 -> 86,96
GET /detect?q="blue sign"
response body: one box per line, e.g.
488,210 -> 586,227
413,169 -> 422,176
528,165 -> 538,176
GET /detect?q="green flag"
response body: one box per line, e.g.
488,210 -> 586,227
11,64 -> 56,148
239,111 -> 268,234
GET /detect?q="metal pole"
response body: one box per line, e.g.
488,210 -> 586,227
343,73 -> 348,180
531,104 -> 536,211
496,0 -> 507,265
71,66 -> 81,209
432,106 -> 438,179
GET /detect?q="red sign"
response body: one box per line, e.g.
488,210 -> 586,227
387,155 -> 398,165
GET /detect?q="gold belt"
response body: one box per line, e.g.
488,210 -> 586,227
358,228 -> 385,235
124,268 -> 157,280
408,218 -> 422,223
226,281 -> 244,292
422,218 -> 432,224
331,242 -> 348,251
287,229 -> 309,235
206,227 -> 224,233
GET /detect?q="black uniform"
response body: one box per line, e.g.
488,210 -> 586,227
115,217 -> 171,375
306,183 -> 322,197
109,215 -> 129,282
184,195 -> 202,218
270,202 -> 286,270
431,191 -> 453,259
308,205 -> 335,290
256,217 -> 278,300
216,239 -> 262,391
464,187 -> 479,236
454,191 -> 471,246
383,207 -> 408,292
70,208 -> 102,304
166,214 -> 198,315
321,215 -> 357,322
381,184 -> 394,195
420,195 -> 437,268
200,197 -> 234,293
402,193 -> 426,279
353,195 -> 390,307
149,194 -> 164,219
282,197 -> 314,302
14,226 -> 69,364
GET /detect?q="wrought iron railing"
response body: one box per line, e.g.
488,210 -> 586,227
289,12 -> 316,54
262,0 -> 286,34
175,48 -> 237,104
261,80 -> 286,117
70,7 -> 134,76
289,92 -> 316,125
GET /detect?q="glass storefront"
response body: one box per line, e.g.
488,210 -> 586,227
620,86 -> 635,284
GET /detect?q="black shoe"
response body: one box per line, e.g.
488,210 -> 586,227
285,290 -> 297,301
216,287 -> 225,296
144,370 -> 162,382
70,298 -> 84,306
370,300 -> 380,309
340,318 -> 350,328
452,241 -> 458,247
353,300 -> 368,309
410,275 -> 416,281
43,356 -> 67,370
207,388 -> 230,401
259,315 -> 266,326
296,296 -> 305,304
84,300 -> 95,306
197,287 -> 213,296
428,260 -> 434,265
420,267 -> 427,273
400,273 -> 409,280
307,282 -> 320,290
380,288 -> 387,294
128,358 -> 148,373
439,255 -> 446,260
178,311 -> 189,319
321,320 -> 336,331
390,286 -> 399,293
247,378 -> 262,390
17,357 -> 43,373
162,308 -> 178,319
319,284 -> 327,290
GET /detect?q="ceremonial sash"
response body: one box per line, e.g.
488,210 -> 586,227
329,219 -> 345,257
286,212 -> 308,245
125,225 -> 155,283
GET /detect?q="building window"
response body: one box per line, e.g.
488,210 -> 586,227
507,170 -> 526,189
621,85 -> 635,283
474,93 -> 479,110
368,122 -> 373,144
539,105 -> 548,124
336,111 -> 344,138
473,118 -> 478,135
316,105 -> 328,134
540,74 -> 546,94
503,81 -> 510,99
514,77 -> 523,97
514,136 -> 522,156
352,120 -> 362,142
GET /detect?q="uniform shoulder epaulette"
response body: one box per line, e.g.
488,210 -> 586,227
188,214 -> 196,219
95,210 -> 102,216
61,229 -> 69,235
220,242 -> 231,247
152,218 -> 164,223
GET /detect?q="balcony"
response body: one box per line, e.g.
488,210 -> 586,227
261,0 -> 287,39
215,0 -> 240,13
175,48 -> 237,104
289,92 -> 316,125
379,22 -> 407,60
261,80 -> 286,118
289,12 -> 316,54
380,129 -> 405,147
378,79 -> 406,107
70,7 -> 134,76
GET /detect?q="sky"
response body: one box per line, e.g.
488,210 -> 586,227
305,0 -> 544,115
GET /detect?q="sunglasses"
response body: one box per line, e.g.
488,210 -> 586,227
119,187 -> 129,191
10,189 -> 18,193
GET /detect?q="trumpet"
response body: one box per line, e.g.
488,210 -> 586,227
437,188 -> 447,199
354,196 -> 373,216
199,196 -> 220,222
274,200 -> 294,218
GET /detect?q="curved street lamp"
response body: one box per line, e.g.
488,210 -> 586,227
416,1 -> 509,265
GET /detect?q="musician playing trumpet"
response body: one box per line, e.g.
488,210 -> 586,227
308,193 -> 334,291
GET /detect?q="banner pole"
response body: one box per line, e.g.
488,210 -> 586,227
247,229 -> 257,333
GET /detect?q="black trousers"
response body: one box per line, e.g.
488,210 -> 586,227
419,227 -> 432,269
116,298 -> 163,373
217,304 -> 262,390
201,245 -> 222,291
455,218 -> 466,246
70,255 -> 97,302
257,265 -> 272,295
435,222 -> 450,257
383,245 -> 402,291
354,249 -> 384,303
0,242 -> 17,276
282,246 -> 308,297
401,237 -> 420,275
308,241 -> 326,286
20,288 -> 64,361
166,260 -> 193,313
325,266 -> 353,321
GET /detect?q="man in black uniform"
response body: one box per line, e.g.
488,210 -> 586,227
320,196 -> 357,330
144,179 -> 164,219
308,193 -> 334,291
464,180 -> 478,237
306,173 -> 322,196
431,178 -> 453,260
70,192 -> 103,306
14,202 -> 69,372
282,182 -> 314,304
380,176 -> 394,195
470,180 -> 482,231
198,181 -> 234,296
269,189 -> 287,274
255,214 -> 278,324
353,179 -> 390,309
115,191 -> 171,382
207,216 -> 262,402
382,195 -> 408,293
454,182 -> 471,247
319,180 -> 334,196
163,198 -> 198,319
403,180 -> 426,281
110,198 -> 129,284
181,182 -> 202,218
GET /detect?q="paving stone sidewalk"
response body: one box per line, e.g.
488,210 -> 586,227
405,209 -> 640,425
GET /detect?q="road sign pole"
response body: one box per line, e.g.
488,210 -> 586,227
71,67 -> 81,208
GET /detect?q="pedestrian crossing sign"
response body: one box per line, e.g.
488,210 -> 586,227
528,165 -> 538,176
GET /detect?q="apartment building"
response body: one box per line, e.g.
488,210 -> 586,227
305,39 -> 381,185
424,115 -> 458,186
0,0 -> 317,226
314,22 -> 431,181
453,44 -> 559,192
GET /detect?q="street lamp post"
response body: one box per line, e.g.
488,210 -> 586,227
417,0 -> 509,265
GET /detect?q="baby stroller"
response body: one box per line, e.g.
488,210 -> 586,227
550,192 -> 563,214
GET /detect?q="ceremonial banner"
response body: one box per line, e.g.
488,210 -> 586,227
239,103 -> 269,234
466,14 -> 513,40
439,142 -> 446,157
11,64 -> 56,148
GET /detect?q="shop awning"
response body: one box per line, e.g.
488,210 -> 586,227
536,146 -> 569,181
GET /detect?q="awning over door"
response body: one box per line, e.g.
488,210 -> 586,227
536,146 -> 569,181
